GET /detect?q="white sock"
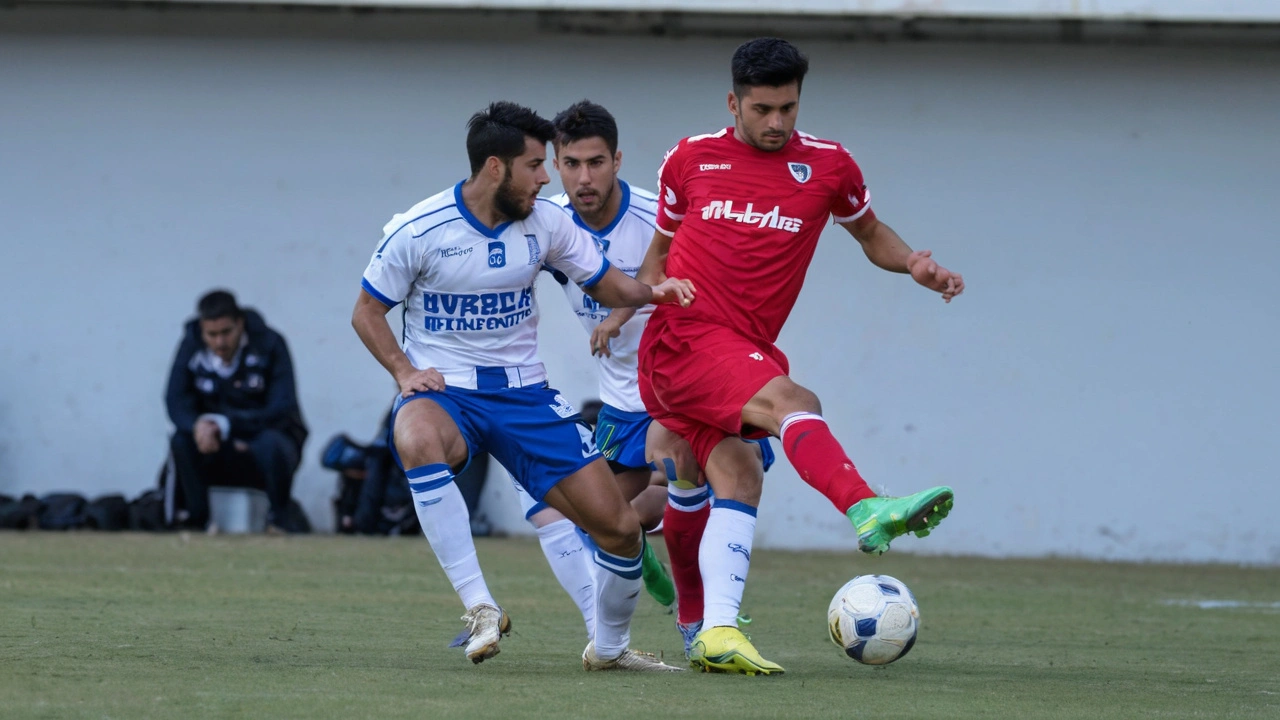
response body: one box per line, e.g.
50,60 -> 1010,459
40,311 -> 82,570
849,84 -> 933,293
592,544 -> 644,659
700,500 -> 757,628
534,519 -> 597,640
408,463 -> 495,611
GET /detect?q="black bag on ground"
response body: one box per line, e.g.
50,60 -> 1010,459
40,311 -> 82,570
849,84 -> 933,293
285,499 -> 312,534
38,493 -> 88,530
128,489 -> 168,531
0,494 -> 44,530
85,494 -> 129,531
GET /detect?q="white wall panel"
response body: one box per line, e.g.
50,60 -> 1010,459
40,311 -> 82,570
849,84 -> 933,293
1,8 -> 1276,562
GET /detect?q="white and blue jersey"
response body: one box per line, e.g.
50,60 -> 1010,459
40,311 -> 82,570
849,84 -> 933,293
362,181 -> 611,500
362,181 -> 610,389
547,180 -> 658,414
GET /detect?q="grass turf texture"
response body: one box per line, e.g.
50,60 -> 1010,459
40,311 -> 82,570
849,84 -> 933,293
2,533 -> 1277,719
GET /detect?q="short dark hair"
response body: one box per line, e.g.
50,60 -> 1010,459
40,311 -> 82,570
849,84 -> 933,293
731,37 -> 810,97
197,289 -> 241,321
466,101 -> 556,175
553,100 -> 619,156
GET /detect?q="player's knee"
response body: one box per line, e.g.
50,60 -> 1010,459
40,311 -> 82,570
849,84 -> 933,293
392,427 -> 449,467
755,377 -> 821,420
589,506 -> 643,557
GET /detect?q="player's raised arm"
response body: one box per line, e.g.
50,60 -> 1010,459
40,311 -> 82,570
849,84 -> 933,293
839,218 -> 965,303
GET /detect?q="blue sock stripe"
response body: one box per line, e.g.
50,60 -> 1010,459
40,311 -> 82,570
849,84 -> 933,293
406,464 -> 454,494
712,498 -> 758,517
669,491 -> 711,508
594,547 -> 643,579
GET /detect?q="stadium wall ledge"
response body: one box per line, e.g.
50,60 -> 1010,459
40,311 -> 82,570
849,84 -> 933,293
8,0 -> 1280,44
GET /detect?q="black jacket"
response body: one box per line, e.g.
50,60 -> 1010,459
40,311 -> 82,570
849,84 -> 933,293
164,309 -> 308,449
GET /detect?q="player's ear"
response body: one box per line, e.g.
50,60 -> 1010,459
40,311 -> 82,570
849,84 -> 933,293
727,91 -> 739,117
484,156 -> 505,182
613,150 -> 622,171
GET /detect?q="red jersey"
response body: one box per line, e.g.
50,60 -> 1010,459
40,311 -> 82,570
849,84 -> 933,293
654,127 -> 874,344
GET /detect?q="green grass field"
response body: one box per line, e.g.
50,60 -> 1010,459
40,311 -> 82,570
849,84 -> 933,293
2,533 -> 1277,719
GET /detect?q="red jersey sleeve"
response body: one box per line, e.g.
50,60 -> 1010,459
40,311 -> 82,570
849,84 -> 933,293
830,147 -> 875,225
655,140 -> 689,237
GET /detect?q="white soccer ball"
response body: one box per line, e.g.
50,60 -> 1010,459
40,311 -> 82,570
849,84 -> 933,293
827,574 -> 920,665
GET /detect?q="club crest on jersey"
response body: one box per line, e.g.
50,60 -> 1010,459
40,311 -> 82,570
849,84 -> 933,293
788,163 -> 812,184
488,240 -> 506,268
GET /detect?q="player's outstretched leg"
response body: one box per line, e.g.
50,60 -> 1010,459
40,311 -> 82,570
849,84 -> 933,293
775,403 -> 954,555
845,486 -> 954,555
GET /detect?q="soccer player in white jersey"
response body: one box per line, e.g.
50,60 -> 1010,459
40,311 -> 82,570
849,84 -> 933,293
351,101 -> 694,672
514,101 -> 776,658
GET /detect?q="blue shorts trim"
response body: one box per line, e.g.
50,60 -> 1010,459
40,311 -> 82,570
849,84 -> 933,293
595,404 -> 651,470
389,385 -> 601,502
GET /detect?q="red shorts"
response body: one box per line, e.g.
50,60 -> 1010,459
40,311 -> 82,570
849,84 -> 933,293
638,314 -> 789,467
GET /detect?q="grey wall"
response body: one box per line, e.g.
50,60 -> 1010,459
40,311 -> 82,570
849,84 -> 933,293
2,6 -> 1277,563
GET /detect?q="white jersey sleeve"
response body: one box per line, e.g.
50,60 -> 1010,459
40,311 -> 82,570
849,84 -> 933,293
540,199 -> 610,288
361,222 -> 421,308
545,181 -> 657,412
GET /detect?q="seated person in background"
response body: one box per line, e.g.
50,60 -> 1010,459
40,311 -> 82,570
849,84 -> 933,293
165,289 -> 309,533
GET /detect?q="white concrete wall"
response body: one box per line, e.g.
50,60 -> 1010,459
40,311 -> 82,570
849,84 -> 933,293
1,7 -> 1276,563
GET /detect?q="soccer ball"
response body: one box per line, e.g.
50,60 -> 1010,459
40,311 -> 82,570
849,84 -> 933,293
827,574 -> 920,665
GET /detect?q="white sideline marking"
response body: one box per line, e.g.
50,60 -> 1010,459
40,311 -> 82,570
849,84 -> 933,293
1161,599 -> 1280,609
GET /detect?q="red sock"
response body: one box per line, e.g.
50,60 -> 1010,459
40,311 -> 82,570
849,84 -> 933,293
663,499 -> 710,626
781,413 -> 876,512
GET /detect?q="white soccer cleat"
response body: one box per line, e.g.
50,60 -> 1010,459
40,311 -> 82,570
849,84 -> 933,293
457,604 -> 511,664
581,641 -> 685,672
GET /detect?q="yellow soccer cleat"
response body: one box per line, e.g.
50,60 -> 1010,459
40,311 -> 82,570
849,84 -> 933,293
689,626 -> 785,676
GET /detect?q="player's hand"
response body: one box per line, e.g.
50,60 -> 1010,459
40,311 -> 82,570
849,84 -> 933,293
906,250 -> 965,303
396,367 -> 446,397
194,419 -> 221,454
590,319 -> 623,358
651,277 -> 695,307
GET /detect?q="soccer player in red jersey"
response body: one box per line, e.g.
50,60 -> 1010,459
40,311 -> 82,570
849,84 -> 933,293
637,37 -> 965,675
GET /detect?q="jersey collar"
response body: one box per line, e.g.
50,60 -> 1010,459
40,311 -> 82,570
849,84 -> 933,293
454,180 -> 513,239
570,179 -> 631,239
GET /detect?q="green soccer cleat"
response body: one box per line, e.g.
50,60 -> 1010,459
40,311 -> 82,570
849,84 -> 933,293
846,486 -> 954,555
641,541 -> 677,610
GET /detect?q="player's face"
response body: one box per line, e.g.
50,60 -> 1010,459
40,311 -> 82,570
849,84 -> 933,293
200,316 -> 244,363
554,137 -> 620,217
729,82 -> 800,152
494,136 -> 551,221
